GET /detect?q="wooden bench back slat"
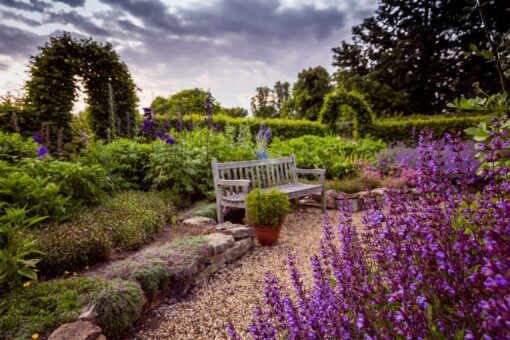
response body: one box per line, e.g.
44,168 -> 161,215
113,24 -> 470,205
214,156 -> 298,190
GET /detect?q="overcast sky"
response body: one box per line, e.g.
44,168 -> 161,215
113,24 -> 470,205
0,0 -> 377,112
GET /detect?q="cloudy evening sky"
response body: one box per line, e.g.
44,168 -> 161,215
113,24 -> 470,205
0,0 -> 377,112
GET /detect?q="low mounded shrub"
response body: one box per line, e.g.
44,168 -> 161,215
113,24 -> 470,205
34,190 -> 173,274
94,279 -> 145,340
0,277 -> 103,339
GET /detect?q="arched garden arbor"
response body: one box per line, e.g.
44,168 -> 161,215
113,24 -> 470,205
25,33 -> 138,142
319,89 -> 374,139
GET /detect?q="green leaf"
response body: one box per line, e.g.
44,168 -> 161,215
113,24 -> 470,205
18,267 -> 38,280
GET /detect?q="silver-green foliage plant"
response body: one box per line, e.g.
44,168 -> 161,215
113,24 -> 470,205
245,189 -> 291,229
0,207 -> 45,290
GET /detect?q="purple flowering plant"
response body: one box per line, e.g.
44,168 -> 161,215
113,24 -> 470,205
141,107 -> 175,144
256,123 -> 271,160
227,122 -> 510,339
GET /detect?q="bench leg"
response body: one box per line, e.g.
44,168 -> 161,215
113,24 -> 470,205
294,198 -> 300,209
321,190 -> 326,213
216,201 -> 224,223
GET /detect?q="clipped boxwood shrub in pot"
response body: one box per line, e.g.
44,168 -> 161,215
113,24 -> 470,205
245,189 -> 291,246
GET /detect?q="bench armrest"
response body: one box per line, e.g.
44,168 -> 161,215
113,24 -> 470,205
295,168 -> 326,186
217,179 -> 251,187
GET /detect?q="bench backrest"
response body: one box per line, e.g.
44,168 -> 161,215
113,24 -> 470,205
212,155 -> 297,194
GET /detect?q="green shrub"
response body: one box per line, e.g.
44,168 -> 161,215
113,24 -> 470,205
326,176 -> 373,193
82,139 -> 152,189
158,114 -> 328,140
0,132 -> 37,163
96,191 -> 171,250
21,159 -> 111,205
94,279 -> 145,339
246,189 -> 291,228
34,217 -> 111,274
0,161 -> 70,221
268,135 -> 386,179
188,201 -> 217,221
0,208 -> 46,290
33,191 -> 171,274
370,115 -> 490,143
0,277 -> 103,339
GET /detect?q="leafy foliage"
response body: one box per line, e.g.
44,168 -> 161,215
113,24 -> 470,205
24,33 -> 138,142
245,189 -> 291,228
0,277 -> 103,339
150,88 -> 222,116
0,131 -> 38,163
0,208 -> 45,290
332,0 -> 509,114
269,135 -> 386,179
222,107 -> 249,118
286,66 -> 331,121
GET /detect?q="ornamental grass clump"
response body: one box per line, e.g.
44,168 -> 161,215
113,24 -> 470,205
227,124 -> 510,339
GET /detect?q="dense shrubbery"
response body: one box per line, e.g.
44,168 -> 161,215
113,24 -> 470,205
370,115 -> 489,143
160,113 -> 328,140
269,135 -> 386,179
34,190 -> 172,274
0,277 -> 103,339
0,132 -> 37,163
228,121 -> 510,339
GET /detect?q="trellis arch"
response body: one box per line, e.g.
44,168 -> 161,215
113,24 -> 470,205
319,89 -> 374,138
25,33 -> 138,143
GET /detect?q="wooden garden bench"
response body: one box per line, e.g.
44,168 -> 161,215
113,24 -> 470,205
211,155 -> 326,223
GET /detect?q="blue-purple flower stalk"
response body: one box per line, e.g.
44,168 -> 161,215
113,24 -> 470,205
227,125 -> 510,339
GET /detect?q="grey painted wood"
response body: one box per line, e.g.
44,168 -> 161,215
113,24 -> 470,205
212,156 -> 327,217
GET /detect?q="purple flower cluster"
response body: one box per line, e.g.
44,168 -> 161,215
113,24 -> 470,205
227,125 -> 510,339
141,107 -> 174,144
33,131 -> 48,159
256,123 -> 271,160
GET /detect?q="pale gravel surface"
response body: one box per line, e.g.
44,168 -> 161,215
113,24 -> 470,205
129,208 -> 364,340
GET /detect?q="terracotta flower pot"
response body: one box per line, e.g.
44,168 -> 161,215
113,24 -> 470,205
253,224 -> 282,246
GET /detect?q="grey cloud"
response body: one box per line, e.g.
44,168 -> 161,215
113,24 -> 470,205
0,10 -> 41,26
46,10 -> 111,36
0,24 -> 43,57
54,0 -> 86,8
0,61 -> 9,70
0,0 -> 51,12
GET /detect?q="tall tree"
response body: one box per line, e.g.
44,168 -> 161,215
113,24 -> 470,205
251,86 -> 277,118
273,81 -> 291,115
291,66 -> 331,121
150,88 -> 222,115
332,0 -> 509,114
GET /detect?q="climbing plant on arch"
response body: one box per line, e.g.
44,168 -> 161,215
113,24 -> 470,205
25,33 -> 139,143
319,89 -> 374,139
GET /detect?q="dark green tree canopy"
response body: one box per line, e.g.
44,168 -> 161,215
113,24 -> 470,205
251,86 -> 277,118
290,66 -> 331,121
221,107 -> 249,118
25,33 -> 139,142
151,88 -> 221,115
332,0 -> 510,114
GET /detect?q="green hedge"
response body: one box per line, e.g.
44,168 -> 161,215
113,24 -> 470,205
369,115 -> 490,143
156,114 -> 328,139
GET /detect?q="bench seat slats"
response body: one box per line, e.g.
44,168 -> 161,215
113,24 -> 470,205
221,183 -> 323,204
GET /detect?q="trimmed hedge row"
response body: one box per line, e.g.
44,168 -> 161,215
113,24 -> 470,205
369,115 -> 490,143
156,114 -> 328,139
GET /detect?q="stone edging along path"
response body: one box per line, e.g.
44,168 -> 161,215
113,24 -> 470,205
48,219 -> 255,340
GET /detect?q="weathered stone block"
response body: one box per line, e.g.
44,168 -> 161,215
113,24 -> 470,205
215,222 -> 255,239
183,216 -> 216,228
49,321 -> 102,340
225,238 -> 254,263
204,233 -> 235,253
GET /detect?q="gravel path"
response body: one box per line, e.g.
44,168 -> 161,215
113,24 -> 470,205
130,208 -> 363,340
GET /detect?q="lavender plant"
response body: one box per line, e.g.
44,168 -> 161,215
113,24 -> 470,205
228,124 -> 510,339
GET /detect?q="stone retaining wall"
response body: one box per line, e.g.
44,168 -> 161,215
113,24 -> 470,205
49,220 -> 255,340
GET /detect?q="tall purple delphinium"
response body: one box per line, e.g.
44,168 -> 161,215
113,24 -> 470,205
227,126 -> 510,339
33,131 -> 48,159
256,123 -> 270,160
141,107 -> 174,144
205,91 -> 213,130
